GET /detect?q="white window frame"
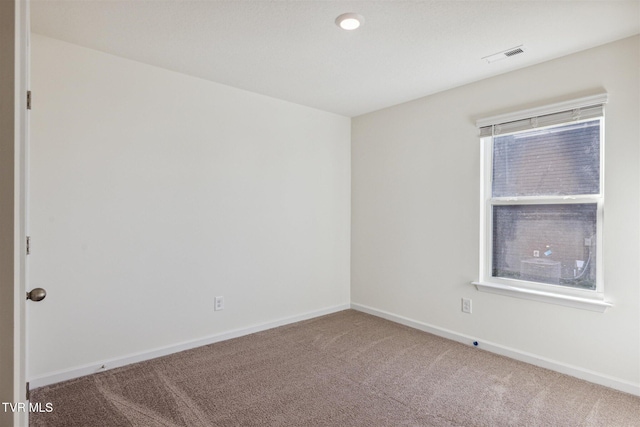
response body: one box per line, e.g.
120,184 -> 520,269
472,94 -> 612,312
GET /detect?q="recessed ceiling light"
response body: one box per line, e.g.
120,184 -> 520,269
335,13 -> 364,31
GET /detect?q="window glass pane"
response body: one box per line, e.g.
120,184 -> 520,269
492,120 -> 600,197
492,204 -> 597,290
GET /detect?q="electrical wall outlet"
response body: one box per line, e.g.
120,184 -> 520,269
214,296 -> 224,311
462,298 -> 472,314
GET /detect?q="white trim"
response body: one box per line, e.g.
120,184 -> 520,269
478,113 -> 606,305
14,2 -> 30,427
472,281 -> 611,312
28,304 -> 350,389
351,303 -> 639,396
476,93 -> 608,128
490,195 -> 602,205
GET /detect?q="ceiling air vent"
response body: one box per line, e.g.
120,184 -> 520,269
482,45 -> 525,63
504,47 -> 524,57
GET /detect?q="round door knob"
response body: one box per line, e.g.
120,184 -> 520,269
27,288 -> 47,302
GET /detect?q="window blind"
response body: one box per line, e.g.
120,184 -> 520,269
479,104 -> 604,138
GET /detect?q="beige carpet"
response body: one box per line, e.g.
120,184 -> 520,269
31,310 -> 640,426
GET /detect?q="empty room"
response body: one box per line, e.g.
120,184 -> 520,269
2,1 -> 640,426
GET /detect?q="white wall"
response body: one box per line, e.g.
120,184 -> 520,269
28,34 -> 350,380
352,36 -> 640,391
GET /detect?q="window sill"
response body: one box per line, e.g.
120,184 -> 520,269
472,281 -> 612,312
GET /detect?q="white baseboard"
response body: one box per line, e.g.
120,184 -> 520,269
29,304 -> 350,389
30,302 -> 640,397
351,303 -> 640,397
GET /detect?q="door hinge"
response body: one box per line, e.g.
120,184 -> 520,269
26,236 -> 31,255
27,91 -> 31,110
26,382 -> 30,400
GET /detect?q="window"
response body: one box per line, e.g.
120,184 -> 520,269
473,94 -> 611,312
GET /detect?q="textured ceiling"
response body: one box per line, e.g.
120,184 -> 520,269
31,0 -> 640,117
